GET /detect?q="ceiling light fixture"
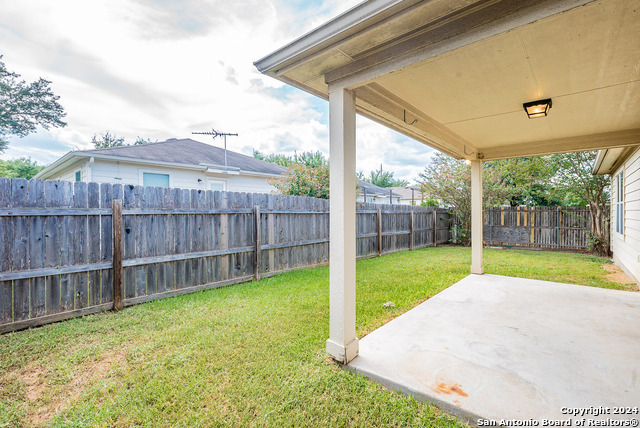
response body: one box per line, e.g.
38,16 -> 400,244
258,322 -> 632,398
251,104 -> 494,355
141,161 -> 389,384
523,98 -> 552,119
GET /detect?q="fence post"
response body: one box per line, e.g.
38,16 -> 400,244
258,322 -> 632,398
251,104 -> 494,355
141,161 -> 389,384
377,208 -> 382,256
557,206 -> 561,248
409,210 -> 414,250
489,207 -> 493,245
531,209 -> 535,244
433,209 -> 438,246
112,199 -> 123,311
254,205 -> 261,281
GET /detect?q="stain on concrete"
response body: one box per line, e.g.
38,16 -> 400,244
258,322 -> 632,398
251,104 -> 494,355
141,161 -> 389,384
434,382 -> 468,397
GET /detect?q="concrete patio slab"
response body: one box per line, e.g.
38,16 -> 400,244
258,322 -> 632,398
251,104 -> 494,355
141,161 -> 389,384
348,274 -> 640,424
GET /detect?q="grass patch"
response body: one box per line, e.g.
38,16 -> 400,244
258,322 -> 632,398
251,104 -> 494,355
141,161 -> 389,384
0,247 -> 632,427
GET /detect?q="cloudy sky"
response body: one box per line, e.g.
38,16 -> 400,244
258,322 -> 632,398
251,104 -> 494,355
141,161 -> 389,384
0,0 -> 434,183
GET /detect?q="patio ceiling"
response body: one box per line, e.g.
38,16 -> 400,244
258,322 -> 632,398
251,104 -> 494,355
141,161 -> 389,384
255,0 -> 640,161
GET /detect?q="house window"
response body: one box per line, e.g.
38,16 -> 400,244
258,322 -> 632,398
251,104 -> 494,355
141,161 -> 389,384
75,170 -> 81,182
143,172 -> 170,188
209,180 -> 226,192
615,171 -> 624,235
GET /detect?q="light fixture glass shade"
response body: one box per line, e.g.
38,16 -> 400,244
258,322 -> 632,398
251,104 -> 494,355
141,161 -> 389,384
523,98 -> 552,118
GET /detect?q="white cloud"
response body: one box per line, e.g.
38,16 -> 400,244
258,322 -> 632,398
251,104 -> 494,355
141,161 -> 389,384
1,0 -> 433,182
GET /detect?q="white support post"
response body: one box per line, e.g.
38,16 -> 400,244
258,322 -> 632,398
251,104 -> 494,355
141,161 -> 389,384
326,86 -> 359,364
471,160 -> 484,274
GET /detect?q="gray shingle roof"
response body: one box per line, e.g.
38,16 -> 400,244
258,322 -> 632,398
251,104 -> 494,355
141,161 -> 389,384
358,180 -> 401,197
389,186 -> 422,199
79,138 -> 286,175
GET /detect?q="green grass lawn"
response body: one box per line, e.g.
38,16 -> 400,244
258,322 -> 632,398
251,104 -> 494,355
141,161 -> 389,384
0,247 -> 635,427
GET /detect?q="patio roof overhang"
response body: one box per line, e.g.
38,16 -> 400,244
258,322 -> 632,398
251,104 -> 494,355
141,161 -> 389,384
255,0 -> 640,161
255,0 -> 640,365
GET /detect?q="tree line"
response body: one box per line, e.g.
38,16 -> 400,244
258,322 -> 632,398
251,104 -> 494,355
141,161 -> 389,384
419,152 -> 609,254
252,150 -> 409,199
255,149 -> 610,255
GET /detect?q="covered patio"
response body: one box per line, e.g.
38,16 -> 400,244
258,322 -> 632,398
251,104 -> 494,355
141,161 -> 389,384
255,0 -> 640,420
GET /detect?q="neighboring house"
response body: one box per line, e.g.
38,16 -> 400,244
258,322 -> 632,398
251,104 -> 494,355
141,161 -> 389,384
357,180 -> 401,204
35,138 -> 286,193
593,146 -> 640,284
389,186 -> 423,206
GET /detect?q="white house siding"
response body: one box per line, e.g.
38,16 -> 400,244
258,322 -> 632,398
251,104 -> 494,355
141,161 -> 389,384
611,147 -> 640,283
55,161 -> 87,183
49,160 -> 279,194
397,198 -> 416,206
356,195 -> 401,204
224,174 -> 276,194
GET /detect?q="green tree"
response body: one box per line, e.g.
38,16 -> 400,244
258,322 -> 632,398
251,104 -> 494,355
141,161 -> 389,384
418,153 -> 508,245
361,167 -> 409,187
91,132 -> 154,148
550,151 -> 610,255
270,162 -> 330,199
293,151 -> 327,168
260,151 -> 330,198
489,157 -> 558,206
133,136 -> 156,145
252,150 -> 295,167
0,157 -> 45,179
419,197 -> 438,208
0,56 -> 67,153
253,150 -> 327,168
91,131 -> 125,149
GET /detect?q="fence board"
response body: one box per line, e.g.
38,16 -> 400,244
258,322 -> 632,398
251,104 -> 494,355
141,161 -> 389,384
87,182 -> 101,307
0,177 -> 12,324
28,180 -> 45,318
12,179 -> 30,322
72,181 -> 88,310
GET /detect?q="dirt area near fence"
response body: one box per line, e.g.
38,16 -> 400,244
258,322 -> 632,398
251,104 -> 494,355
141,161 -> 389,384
603,264 -> 638,291
12,350 -> 127,427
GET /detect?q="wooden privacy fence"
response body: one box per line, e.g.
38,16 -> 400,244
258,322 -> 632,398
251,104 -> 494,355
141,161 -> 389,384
484,206 -> 594,249
0,178 -> 451,334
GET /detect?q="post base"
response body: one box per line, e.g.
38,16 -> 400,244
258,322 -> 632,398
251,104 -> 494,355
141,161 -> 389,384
326,337 -> 359,364
471,264 -> 484,275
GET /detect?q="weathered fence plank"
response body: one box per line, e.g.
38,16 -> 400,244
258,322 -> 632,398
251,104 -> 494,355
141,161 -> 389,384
72,181 -> 88,310
87,182 -> 101,307
59,181 -> 74,313
113,200 -> 123,311
12,178 -> 30,322
0,177 -> 12,324
28,179 -> 45,318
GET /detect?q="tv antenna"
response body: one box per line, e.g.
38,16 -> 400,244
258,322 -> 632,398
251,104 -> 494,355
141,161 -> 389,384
192,128 -> 238,173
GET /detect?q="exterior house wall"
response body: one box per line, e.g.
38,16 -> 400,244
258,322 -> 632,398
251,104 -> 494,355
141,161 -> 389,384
57,161 -> 87,183
611,147 -> 640,283
47,159 -> 279,193
356,195 -> 401,204
397,198 -> 417,206
223,174 -> 276,194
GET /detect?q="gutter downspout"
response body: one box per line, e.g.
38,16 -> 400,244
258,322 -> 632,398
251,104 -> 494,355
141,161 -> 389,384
87,157 -> 95,183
